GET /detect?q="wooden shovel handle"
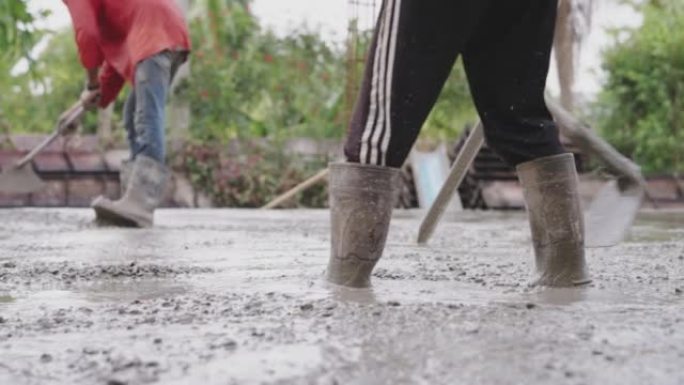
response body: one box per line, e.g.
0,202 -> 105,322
57,101 -> 85,135
14,101 -> 84,168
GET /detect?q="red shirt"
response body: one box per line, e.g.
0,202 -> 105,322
63,0 -> 191,107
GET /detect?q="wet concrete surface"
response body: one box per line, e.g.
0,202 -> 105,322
0,208 -> 682,385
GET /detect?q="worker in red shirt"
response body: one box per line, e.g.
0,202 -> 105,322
63,0 -> 191,228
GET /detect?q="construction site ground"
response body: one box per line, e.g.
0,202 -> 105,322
0,208 -> 682,385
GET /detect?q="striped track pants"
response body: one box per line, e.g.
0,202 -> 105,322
344,0 -> 566,168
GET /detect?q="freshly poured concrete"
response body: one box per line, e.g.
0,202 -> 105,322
0,208 -> 682,385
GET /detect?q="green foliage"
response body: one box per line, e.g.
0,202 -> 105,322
0,0 -> 49,136
185,0 -> 476,143
0,0 -> 44,61
423,59 -> 476,140
182,140 -> 329,207
1,30 -> 104,134
0,3 -> 107,135
185,0 -> 346,142
596,0 -> 684,173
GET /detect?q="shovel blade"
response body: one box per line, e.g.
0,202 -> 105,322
0,164 -> 45,194
585,180 -> 644,248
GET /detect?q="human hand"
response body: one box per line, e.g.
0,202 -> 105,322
80,87 -> 101,111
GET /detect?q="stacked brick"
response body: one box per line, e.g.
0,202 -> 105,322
0,135 -> 124,207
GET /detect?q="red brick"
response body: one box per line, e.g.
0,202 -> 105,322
646,177 -> 681,201
67,178 -> 105,207
64,135 -> 99,152
0,191 -> 29,207
11,134 -> 101,153
30,180 -> 67,206
68,152 -> 107,173
0,151 -> 23,170
33,153 -> 70,173
11,134 -> 64,152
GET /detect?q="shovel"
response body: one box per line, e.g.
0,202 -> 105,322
0,101 -> 84,194
417,103 -> 646,248
584,178 -> 645,248
546,99 -> 646,248
417,122 -> 484,244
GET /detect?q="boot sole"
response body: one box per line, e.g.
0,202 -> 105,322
93,204 -> 152,228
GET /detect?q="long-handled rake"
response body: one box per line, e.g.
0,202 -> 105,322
0,101 -> 84,194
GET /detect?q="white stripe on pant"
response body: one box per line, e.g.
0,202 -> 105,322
360,0 -> 402,166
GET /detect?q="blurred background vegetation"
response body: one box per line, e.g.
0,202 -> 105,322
0,0 -> 682,206
596,0 -> 684,174
0,0 -> 476,140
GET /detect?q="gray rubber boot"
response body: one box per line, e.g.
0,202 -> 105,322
517,153 -> 591,287
92,155 -> 169,228
326,162 -> 401,288
119,159 -> 132,196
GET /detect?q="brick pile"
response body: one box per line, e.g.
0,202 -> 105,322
0,134 -> 126,207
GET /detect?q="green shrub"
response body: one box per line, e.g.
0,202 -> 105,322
596,0 -> 684,173
185,0 -> 346,142
181,141 -> 329,208
185,0 -> 476,143
0,31 -> 106,134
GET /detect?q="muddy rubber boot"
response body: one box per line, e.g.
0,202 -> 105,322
517,153 -> 591,287
119,159 -> 132,196
326,162 -> 401,288
92,155 -> 169,228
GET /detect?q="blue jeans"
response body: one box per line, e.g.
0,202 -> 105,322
124,51 -> 176,163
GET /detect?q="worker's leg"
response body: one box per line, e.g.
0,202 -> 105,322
462,0 -> 564,166
463,0 -> 590,286
330,0 -> 488,288
123,91 -> 139,159
91,51 -> 175,228
131,51 -> 173,163
345,0 -> 487,168
119,91 -> 137,194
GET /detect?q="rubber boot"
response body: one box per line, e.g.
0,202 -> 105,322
92,155 -> 169,228
119,159 -> 132,196
326,162 -> 401,288
517,153 -> 591,287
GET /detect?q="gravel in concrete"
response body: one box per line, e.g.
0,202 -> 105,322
0,208 -> 682,385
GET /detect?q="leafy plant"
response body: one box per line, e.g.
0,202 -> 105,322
1,30 -> 105,134
185,0 -> 346,142
596,0 -> 684,173
423,59 -> 476,141
181,140 -> 329,207
0,0 -> 50,134
0,0 -> 44,62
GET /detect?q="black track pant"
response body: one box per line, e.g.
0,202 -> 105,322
345,0 -> 565,168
